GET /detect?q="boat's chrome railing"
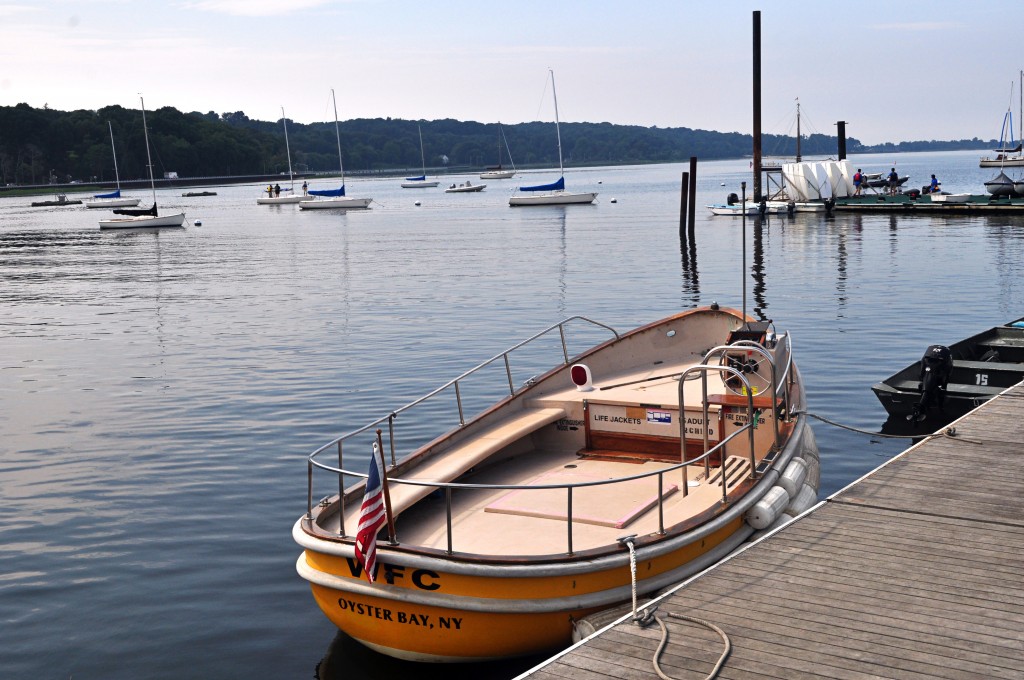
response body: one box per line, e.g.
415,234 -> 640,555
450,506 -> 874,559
678,363 -> 762,494
308,404 -> 759,556
306,316 -> 619,524
700,335 -> 789,450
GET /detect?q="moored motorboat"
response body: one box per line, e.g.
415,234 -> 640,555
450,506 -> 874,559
31,193 -> 82,207
872,317 -> 1024,423
293,306 -> 818,662
444,181 -> 486,193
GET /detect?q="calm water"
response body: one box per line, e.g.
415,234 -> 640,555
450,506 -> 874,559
2,150 -> 1022,679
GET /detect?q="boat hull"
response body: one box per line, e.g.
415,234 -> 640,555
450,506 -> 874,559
980,156 -> 1024,167
98,212 -> 186,229
294,307 -> 819,661
509,191 -> 597,206
872,317 -> 1024,420
480,170 -> 515,179
298,197 -> 372,210
295,513 -> 756,661
401,181 -> 440,188
257,195 -> 303,205
85,198 -> 142,208
445,184 -> 486,193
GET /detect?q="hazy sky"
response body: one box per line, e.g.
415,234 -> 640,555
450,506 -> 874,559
2,1 -> 1021,145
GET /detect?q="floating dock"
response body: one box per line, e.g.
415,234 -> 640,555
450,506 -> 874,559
835,193 -> 1024,213
522,383 -> 1024,679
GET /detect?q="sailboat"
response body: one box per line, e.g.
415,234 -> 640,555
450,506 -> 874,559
85,121 -> 141,209
985,80 -> 1019,197
299,90 -> 372,210
981,71 -> 1024,168
98,97 -> 185,229
400,124 -> 440,188
480,123 -> 516,179
258,107 -> 303,205
509,70 -> 597,206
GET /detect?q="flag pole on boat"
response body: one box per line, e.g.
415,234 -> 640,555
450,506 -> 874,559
375,429 -> 397,545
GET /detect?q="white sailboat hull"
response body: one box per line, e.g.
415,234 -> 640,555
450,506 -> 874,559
480,170 -> 515,179
257,195 -> 303,205
84,197 -> 142,209
98,212 -> 186,229
298,197 -> 372,210
401,180 -> 440,188
980,156 -> 1024,167
509,191 -> 597,206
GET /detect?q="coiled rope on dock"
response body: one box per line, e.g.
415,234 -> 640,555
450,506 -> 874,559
620,537 -> 731,680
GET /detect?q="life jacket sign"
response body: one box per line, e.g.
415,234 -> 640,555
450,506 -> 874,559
588,402 -> 718,440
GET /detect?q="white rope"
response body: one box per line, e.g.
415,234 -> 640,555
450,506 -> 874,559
620,537 -> 731,680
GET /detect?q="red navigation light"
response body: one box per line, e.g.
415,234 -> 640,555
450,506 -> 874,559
570,364 -> 594,391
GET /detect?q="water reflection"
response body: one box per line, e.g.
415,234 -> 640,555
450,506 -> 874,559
315,631 -> 548,680
678,229 -> 699,307
751,218 -> 767,320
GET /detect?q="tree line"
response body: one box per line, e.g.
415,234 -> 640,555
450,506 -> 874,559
0,102 -> 993,186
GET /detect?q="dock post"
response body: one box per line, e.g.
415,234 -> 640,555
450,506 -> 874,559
836,121 -> 847,160
688,157 -> 698,240
679,172 -> 690,240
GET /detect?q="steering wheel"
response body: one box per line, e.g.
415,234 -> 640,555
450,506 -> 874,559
720,347 -> 772,397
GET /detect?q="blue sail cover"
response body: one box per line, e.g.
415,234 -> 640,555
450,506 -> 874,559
93,189 -> 121,198
405,175 -> 426,181
519,177 -> 564,192
308,185 -> 346,197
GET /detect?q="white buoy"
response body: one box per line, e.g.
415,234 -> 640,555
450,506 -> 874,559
414,201 -> 421,206
194,220 -> 202,226
610,198 -> 617,203
720,182 -> 726,186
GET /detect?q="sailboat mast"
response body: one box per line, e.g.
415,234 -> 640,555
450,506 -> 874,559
795,98 -> 802,163
107,121 -> 122,191
331,89 -> 345,183
418,124 -> 426,175
550,69 -> 565,178
140,96 -> 156,205
282,106 -> 294,189
501,124 -> 516,172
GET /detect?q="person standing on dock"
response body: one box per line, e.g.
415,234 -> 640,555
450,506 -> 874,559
853,169 -> 863,196
887,168 -> 899,195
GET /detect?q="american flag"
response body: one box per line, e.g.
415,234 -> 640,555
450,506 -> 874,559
354,442 -> 387,583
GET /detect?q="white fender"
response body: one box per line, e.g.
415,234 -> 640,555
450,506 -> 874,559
778,457 -> 808,498
749,513 -> 793,541
745,485 -> 790,530
802,455 -> 820,490
785,482 -> 818,517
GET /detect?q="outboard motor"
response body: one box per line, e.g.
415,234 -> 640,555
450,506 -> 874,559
727,192 -> 739,206
909,344 -> 953,422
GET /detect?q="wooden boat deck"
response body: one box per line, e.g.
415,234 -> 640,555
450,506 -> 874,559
326,352 -> 783,556
521,382 -> 1024,679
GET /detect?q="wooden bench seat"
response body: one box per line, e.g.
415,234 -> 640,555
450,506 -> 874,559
386,406 -> 567,517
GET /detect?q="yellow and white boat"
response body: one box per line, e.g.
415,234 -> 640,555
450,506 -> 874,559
293,306 -> 819,662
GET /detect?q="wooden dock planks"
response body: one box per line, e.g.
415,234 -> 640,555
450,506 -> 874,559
521,384 -> 1024,679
